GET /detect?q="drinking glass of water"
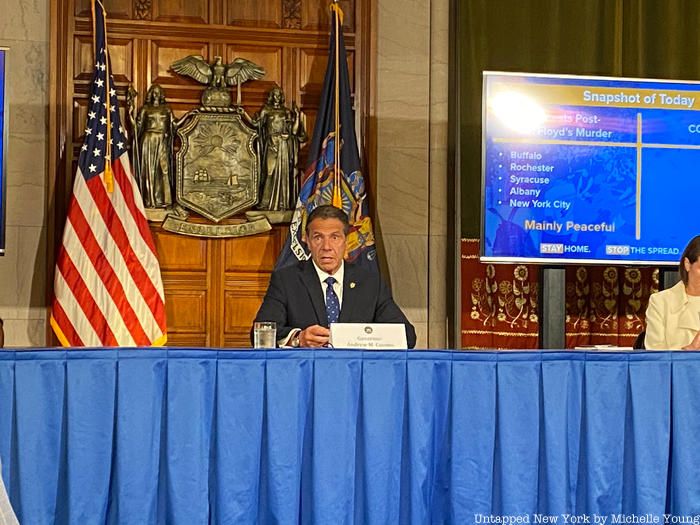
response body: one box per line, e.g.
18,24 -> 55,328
253,321 -> 277,348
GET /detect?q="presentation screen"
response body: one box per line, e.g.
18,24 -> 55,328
0,48 -> 6,255
481,71 -> 700,266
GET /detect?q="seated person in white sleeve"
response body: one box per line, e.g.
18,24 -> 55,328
646,235 -> 700,349
253,205 -> 416,348
0,458 -> 16,525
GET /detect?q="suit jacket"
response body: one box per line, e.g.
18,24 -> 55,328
645,281 -> 699,350
254,260 -> 417,348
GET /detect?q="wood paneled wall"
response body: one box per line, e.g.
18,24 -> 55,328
49,0 -> 371,346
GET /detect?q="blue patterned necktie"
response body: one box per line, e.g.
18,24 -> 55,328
324,276 -> 340,324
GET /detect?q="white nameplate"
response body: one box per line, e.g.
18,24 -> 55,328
330,323 -> 408,350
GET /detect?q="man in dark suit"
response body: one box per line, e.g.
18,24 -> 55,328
254,205 -> 416,348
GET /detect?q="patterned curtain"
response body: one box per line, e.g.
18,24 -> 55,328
461,239 -> 660,349
461,240 -> 539,349
565,264 -> 658,348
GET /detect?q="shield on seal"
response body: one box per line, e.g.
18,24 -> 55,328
175,108 -> 260,222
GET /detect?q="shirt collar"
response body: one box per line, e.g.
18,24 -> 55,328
312,260 -> 345,286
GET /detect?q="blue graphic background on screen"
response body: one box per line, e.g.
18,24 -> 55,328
482,73 -> 700,263
643,109 -> 700,145
484,143 -> 636,259
642,148 -> 700,254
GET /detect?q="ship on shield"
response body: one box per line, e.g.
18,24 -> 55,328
175,108 -> 259,223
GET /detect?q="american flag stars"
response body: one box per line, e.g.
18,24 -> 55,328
78,55 -> 127,182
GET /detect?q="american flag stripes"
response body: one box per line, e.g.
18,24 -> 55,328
50,0 -> 167,347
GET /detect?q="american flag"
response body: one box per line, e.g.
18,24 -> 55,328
50,0 -> 167,347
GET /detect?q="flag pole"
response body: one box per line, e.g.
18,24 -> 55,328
330,0 -> 343,209
96,0 -> 114,192
91,0 -> 96,53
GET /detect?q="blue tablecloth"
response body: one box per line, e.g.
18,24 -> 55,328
0,349 -> 698,524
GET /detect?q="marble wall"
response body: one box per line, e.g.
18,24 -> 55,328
0,0 -> 49,346
374,0 -> 449,348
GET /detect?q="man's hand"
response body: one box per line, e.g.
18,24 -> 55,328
683,330 -> 700,350
299,325 -> 330,347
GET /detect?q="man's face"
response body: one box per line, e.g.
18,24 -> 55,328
307,217 -> 346,274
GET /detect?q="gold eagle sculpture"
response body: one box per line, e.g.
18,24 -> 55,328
170,55 -> 265,105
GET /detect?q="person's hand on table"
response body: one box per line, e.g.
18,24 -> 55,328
682,330 -> 700,350
299,325 -> 330,347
